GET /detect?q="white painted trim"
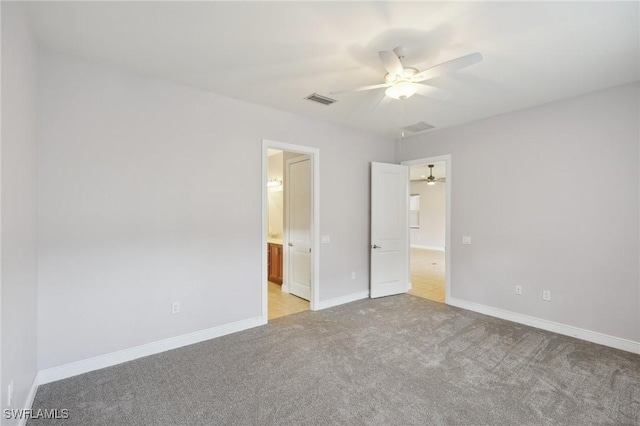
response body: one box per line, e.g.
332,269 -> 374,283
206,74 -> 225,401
16,374 -> 40,426
402,155 -> 451,304
261,144 -> 269,323
410,244 -> 445,251
262,140 -> 320,313
38,316 -> 264,385
315,291 -> 369,310
405,165 -> 410,294
448,297 -> 640,355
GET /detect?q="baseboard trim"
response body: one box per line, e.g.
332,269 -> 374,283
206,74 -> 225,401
447,297 -> 640,355
410,244 -> 445,251
315,290 -> 369,310
16,373 -> 40,426
38,316 -> 265,385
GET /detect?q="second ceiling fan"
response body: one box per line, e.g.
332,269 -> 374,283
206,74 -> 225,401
411,164 -> 446,185
331,47 -> 482,103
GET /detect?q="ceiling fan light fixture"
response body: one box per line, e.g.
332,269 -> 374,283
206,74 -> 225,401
385,81 -> 417,100
426,164 -> 436,185
267,179 -> 282,188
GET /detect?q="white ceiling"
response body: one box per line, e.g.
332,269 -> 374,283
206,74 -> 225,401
26,1 -> 639,139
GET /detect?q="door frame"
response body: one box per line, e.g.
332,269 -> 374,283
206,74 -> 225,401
261,139 -> 320,321
401,155 -> 452,304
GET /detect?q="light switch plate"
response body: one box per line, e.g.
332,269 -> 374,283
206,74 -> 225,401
462,236 -> 471,245
321,235 -> 330,244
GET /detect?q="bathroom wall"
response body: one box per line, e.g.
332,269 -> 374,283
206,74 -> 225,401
267,152 -> 283,239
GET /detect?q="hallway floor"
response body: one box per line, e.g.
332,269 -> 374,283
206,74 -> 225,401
268,282 -> 309,320
409,248 -> 445,303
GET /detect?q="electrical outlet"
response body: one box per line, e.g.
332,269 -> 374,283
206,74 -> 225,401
542,290 -> 551,301
515,285 -> 522,295
171,301 -> 181,314
8,380 -> 13,406
351,271 -> 356,280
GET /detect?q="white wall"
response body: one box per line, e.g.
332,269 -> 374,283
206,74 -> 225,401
410,181 -> 446,250
397,82 -> 640,343
37,51 -> 394,370
1,2 -> 39,420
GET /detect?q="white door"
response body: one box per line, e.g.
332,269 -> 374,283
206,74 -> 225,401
370,162 -> 409,298
286,156 -> 312,300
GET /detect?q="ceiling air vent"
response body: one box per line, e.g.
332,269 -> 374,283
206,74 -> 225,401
402,121 -> 435,133
305,93 -> 337,106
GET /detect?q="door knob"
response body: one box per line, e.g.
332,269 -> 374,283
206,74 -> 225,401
371,244 -> 381,249
288,243 -> 294,247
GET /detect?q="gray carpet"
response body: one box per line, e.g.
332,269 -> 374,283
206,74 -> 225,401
30,295 -> 640,425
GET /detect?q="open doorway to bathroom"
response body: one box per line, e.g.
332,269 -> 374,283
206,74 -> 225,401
407,161 -> 447,303
265,147 -> 311,320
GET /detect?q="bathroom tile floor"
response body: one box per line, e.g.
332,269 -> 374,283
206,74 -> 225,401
268,281 -> 309,320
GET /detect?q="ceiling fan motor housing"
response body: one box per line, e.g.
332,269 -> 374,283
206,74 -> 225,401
384,68 -> 420,99
427,164 -> 436,185
384,67 -> 419,84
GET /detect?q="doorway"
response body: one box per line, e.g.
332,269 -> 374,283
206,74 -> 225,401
262,140 -> 319,322
402,156 -> 451,303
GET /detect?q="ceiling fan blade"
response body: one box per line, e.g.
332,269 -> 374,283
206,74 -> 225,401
378,50 -> 404,77
330,82 -> 390,95
413,83 -> 452,101
372,93 -> 393,112
413,52 -> 483,83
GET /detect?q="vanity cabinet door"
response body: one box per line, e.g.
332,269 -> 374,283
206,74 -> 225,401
268,243 -> 283,284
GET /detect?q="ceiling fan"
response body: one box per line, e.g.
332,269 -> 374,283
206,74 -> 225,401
331,47 -> 482,104
412,164 -> 445,185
